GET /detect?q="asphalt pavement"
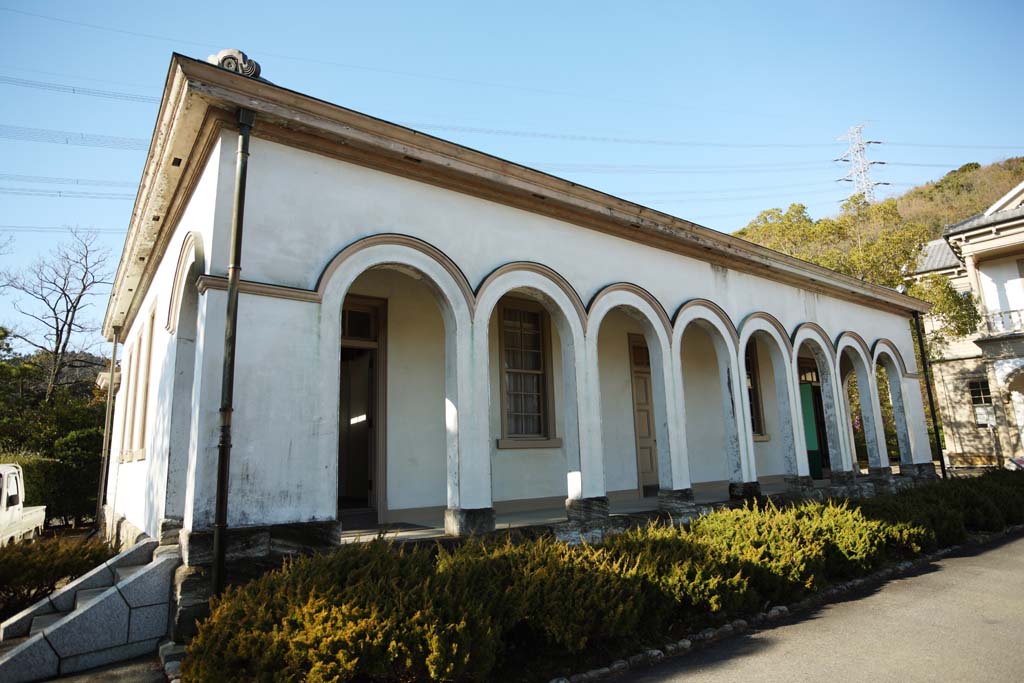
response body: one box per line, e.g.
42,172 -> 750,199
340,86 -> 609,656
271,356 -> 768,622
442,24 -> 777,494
623,534 -> 1024,682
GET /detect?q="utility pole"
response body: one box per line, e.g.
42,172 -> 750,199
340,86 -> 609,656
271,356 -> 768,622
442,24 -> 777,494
835,124 -> 888,202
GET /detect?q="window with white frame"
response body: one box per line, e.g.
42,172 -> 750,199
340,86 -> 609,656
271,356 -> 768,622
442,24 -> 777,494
968,378 -> 994,428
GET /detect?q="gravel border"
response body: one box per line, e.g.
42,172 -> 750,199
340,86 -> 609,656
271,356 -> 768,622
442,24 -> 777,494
546,524 -> 1024,683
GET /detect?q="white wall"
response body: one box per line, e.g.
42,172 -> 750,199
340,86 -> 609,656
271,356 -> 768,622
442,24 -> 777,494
682,325 -> 729,484
107,135 -> 230,538
979,256 -> 1024,312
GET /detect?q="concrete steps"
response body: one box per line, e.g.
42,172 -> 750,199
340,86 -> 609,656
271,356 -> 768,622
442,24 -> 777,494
0,537 -> 181,683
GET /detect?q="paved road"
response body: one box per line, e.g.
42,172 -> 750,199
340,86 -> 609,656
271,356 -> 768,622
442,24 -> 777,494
624,534 -> 1024,683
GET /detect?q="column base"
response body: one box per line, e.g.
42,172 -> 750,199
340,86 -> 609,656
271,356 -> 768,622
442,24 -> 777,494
444,507 -> 496,536
900,462 -> 939,480
657,488 -> 696,516
729,481 -> 761,500
565,496 -> 609,522
830,470 -> 856,486
783,475 -> 815,492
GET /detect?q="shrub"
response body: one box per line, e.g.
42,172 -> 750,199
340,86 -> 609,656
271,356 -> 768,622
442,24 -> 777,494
0,536 -> 112,621
184,472 -> 1024,683
52,427 -> 104,524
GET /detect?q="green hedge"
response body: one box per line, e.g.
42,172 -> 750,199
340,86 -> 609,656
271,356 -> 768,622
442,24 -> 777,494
3,427 -> 103,525
183,472 -> 1024,683
0,536 -> 112,622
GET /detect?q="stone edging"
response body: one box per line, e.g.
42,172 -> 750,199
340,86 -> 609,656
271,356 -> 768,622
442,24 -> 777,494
547,524 -> 1024,683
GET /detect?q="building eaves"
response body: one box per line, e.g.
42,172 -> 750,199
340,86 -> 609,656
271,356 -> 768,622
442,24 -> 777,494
915,238 -> 962,274
944,205 -> 1024,237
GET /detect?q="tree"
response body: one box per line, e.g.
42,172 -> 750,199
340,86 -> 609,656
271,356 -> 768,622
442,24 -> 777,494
736,194 -> 979,347
1,230 -> 111,402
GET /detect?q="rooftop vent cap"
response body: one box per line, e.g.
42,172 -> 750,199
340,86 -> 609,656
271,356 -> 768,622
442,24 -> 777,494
207,49 -> 261,79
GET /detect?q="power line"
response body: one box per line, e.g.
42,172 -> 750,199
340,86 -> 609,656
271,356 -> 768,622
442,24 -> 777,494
0,124 -> 148,151
0,173 -> 136,188
0,225 -> 125,234
0,75 -> 159,103
0,187 -> 135,200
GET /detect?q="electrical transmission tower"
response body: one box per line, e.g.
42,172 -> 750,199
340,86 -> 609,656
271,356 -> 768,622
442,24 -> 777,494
835,124 -> 888,202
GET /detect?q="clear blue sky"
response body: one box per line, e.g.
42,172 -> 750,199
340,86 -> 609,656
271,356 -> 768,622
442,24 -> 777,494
1,1 -> 1022,345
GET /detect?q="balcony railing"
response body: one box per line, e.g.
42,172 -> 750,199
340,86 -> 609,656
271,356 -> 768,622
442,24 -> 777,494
982,309 -> 1024,336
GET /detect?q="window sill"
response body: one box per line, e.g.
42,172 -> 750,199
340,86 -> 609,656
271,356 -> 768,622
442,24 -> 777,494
497,438 -> 563,450
753,434 -> 771,443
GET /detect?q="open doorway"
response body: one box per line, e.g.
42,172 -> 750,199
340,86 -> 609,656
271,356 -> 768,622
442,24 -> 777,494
339,297 -> 386,526
799,357 -> 831,480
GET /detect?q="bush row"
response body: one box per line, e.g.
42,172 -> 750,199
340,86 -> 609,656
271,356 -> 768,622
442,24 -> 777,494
184,472 -> 1024,682
0,536 -> 112,622
3,427 -> 104,525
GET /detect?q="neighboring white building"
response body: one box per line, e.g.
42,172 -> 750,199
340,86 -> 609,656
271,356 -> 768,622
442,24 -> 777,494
99,50 -> 936,561
915,180 -> 1024,468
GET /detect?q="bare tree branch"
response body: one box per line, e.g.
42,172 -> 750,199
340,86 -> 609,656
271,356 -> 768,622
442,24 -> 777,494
0,229 -> 112,401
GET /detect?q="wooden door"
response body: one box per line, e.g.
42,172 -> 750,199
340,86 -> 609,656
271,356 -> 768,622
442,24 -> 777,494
629,335 -> 659,492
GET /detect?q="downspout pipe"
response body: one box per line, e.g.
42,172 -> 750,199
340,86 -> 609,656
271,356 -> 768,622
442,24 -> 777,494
913,311 -> 947,479
96,326 -> 120,532
212,107 -> 256,594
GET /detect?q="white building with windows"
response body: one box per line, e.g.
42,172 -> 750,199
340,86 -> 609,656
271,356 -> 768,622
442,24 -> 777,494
914,179 -> 1024,468
99,50 -> 936,575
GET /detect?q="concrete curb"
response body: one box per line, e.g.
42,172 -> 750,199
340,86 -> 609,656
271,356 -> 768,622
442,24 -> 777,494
546,524 -> 1024,682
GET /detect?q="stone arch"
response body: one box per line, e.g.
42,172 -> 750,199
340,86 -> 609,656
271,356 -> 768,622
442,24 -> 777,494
791,323 -> 851,475
671,299 -> 748,496
165,232 -> 205,335
164,232 -> 205,524
587,284 -> 680,494
836,331 -> 887,471
738,312 -> 806,485
316,235 -> 476,516
872,339 -> 913,466
474,263 -> 593,503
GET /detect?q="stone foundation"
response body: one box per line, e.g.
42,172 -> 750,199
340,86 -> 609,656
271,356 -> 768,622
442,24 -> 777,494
728,481 -> 761,500
566,496 -> 610,522
783,475 -> 815,492
901,462 -> 939,480
830,470 -> 856,486
658,488 -> 696,516
443,507 -> 496,536
99,505 -> 148,552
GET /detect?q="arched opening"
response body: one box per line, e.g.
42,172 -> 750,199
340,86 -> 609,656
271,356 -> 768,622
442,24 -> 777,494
485,286 -> 572,521
839,340 -> 886,475
678,316 -> 744,502
337,267 -> 449,529
591,294 -> 673,510
874,348 -> 913,469
164,235 -> 203,526
473,264 -> 591,524
794,335 -> 847,481
315,236 -> 475,534
740,327 -> 799,494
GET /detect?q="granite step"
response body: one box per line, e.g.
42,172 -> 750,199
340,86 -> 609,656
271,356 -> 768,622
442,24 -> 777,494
114,565 -> 145,583
0,635 -> 28,657
28,612 -> 64,635
74,587 -> 109,610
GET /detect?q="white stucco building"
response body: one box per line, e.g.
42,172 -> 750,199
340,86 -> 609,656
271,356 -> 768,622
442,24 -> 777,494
99,50 -> 937,561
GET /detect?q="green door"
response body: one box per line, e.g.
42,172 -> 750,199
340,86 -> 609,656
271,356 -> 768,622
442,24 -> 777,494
800,383 -> 824,479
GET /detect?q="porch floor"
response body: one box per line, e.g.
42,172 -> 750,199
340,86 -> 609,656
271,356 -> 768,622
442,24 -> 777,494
336,481 -> 791,545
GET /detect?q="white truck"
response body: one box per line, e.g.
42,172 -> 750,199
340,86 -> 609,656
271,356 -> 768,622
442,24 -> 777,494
0,464 -> 46,547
